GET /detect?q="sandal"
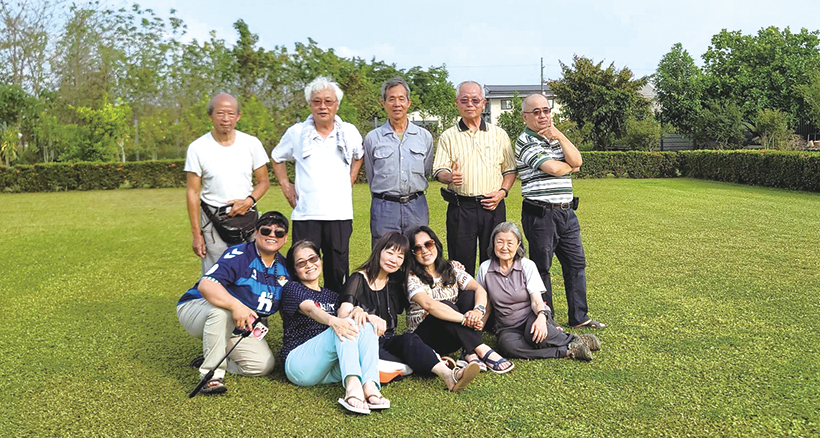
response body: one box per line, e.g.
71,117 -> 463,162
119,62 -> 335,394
441,356 -> 457,370
451,362 -> 480,393
337,395 -> 371,415
571,319 -> 607,329
480,349 -> 515,374
365,394 -> 391,410
457,351 -> 487,372
200,377 -> 227,395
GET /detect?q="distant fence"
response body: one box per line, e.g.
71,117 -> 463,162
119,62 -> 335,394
660,134 -> 694,151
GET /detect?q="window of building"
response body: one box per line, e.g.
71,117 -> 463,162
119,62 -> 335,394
501,99 -> 512,110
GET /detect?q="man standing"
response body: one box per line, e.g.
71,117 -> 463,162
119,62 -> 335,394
516,94 -> 605,328
271,76 -> 364,293
364,77 -> 434,247
433,81 -> 517,276
185,93 -> 270,274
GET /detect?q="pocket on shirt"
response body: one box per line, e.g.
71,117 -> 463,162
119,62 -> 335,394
409,144 -> 427,176
372,145 -> 397,176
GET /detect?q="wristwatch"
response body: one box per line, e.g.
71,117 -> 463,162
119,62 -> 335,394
474,305 -> 486,315
537,308 -> 550,318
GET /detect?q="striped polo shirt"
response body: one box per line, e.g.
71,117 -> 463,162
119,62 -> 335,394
515,127 -> 574,203
432,119 -> 517,197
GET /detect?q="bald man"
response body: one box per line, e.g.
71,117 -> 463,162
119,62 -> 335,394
515,94 -> 605,329
185,92 -> 271,274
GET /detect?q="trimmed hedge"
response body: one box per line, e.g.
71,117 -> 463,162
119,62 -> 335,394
679,150 -> 820,192
2,151 -> 820,193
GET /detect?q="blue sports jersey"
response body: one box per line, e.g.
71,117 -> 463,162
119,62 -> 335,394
177,241 -> 289,316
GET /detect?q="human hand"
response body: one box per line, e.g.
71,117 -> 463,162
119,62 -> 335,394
480,190 -> 506,211
451,161 -> 463,186
464,310 -> 483,330
281,184 -> 298,208
351,307 -> 368,327
232,305 -> 258,332
225,197 -> 254,217
192,233 -> 206,259
329,317 -> 359,341
537,123 -> 563,142
531,314 -> 548,343
451,260 -> 465,271
369,315 -> 387,337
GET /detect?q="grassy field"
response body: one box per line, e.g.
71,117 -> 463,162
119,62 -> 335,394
1,178 -> 819,437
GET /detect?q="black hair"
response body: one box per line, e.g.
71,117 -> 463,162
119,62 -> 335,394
355,232 -> 409,282
285,240 -> 320,280
405,226 -> 456,288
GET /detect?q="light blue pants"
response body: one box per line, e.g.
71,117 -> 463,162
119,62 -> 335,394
285,321 -> 380,389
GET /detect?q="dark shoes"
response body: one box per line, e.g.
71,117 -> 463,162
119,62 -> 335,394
189,355 -> 205,369
576,334 -> 601,351
567,339 -> 593,361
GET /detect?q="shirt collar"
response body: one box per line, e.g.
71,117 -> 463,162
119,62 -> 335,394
458,118 -> 488,132
524,126 -> 546,140
379,120 -> 419,137
488,258 -> 523,274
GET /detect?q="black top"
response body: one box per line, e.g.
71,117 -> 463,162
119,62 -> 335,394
340,272 -> 408,337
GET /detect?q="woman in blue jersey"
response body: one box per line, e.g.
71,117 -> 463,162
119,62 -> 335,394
177,211 -> 290,395
280,240 -> 388,415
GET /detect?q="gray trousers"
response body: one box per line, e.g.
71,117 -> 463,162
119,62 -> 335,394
369,195 -> 429,248
200,209 -> 229,275
177,298 -> 275,379
496,312 -> 574,359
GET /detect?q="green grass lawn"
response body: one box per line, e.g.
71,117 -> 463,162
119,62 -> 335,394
1,178 -> 818,437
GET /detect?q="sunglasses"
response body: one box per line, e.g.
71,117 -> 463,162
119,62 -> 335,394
295,254 -> 320,269
412,239 -> 436,254
524,107 -> 551,116
259,227 -> 286,238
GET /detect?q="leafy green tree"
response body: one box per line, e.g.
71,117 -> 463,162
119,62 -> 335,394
653,43 -> 703,135
65,97 -> 131,162
755,108 -> 793,150
619,115 -> 661,151
497,93 -> 524,139
693,101 -> 746,149
549,55 -> 649,150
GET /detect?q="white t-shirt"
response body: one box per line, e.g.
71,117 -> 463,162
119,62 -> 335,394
271,117 -> 364,221
184,131 -> 269,207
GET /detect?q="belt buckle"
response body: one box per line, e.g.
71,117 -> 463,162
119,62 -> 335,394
559,202 -> 571,210
398,195 -> 411,204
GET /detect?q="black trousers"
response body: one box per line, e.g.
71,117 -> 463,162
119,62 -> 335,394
522,206 -> 589,327
445,199 -> 506,276
413,290 -> 483,357
292,220 -> 352,293
496,312 -> 574,359
378,333 -> 440,374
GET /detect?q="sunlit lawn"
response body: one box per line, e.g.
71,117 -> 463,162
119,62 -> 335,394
1,178 -> 818,437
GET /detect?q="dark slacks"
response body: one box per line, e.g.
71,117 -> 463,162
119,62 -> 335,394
496,312 -> 574,359
521,205 -> 590,327
378,333 -> 440,375
292,220 -> 352,293
413,290 -> 483,357
445,199 -> 506,276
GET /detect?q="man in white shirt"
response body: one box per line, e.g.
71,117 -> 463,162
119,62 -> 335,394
185,93 -> 271,274
271,77 -> 364,292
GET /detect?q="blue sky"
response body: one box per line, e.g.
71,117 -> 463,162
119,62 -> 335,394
130,0 -> 820,87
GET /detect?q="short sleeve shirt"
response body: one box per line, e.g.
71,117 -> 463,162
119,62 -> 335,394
280,281 -> 339,363
476,258 -> 545,330
364,122 -> 433,196
184,131 -> 270,206
515,127 -> 574,203
405,267 -> 473,332
270,116 -> 364,221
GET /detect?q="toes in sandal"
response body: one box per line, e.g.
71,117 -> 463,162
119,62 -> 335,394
200,377 -> 227,395
365,394 -> 391,410
338,396 -> 371,415
480,349 -> 515,374
458,351 -> 487,372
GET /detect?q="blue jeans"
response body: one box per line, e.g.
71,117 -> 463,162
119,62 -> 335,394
285,321 -> 380,388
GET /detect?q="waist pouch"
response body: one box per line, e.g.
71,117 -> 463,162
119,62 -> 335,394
201,200 -> 259,245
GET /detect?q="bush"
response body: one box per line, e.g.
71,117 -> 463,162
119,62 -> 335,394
680,150 -> 820,191
619,116 -> 661,151
755,109 -> 793,150
123,160 -> 186,188
578,151 -> 680,178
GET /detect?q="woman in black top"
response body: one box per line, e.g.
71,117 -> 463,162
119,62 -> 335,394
339,232 -> 479,393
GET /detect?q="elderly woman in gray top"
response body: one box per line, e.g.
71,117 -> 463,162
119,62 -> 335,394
476,222 -> 600,361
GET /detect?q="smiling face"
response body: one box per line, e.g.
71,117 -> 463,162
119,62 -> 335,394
493,231 -> 520,263
209,94 -> 241,135
255,224 -> 287,256
381,84 -> 411,124
379,245 -> 405,275
412,231 -> 438,268
455,82 -> 486,121
293,247 -> 322,283
309,88 -> 339,124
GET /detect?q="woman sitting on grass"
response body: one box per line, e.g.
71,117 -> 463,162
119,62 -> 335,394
339,232 -> 480,392
280,240 -> 388,415
405,226 -> 514,374
476,222 -> 600,361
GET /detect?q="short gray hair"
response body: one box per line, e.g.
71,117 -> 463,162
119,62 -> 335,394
487,222 -> 526,261
381,77 -> 411,101
207,92 -> 241,116
456,80 -> 484,99
304,76 -> 344,103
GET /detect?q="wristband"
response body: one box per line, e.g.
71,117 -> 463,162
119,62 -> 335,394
247,195 -> 257,204
499,187 -> 509,198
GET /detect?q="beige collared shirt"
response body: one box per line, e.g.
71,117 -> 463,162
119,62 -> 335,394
432,118 -> 517,197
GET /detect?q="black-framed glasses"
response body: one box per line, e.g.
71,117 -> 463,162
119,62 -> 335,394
412,240 -> 436,254
523,107 -> 551,116
458,97 -> 483,106
295,254 -> 320,269
259,227 -> 286,238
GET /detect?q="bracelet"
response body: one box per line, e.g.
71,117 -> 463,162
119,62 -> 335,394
247,195 -> 257,204
499,187 -> 509,198
460,314 -> 467,325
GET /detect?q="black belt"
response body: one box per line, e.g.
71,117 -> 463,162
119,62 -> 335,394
456,194 -> 487,204
527,198 -> 573,210
372,191 -> 423,204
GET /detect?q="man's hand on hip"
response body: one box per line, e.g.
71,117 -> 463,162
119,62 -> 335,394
480,190 -> 506,211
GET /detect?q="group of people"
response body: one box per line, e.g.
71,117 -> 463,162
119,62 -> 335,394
177,75 -> 606,413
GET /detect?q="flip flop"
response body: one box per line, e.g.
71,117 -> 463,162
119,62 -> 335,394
451,362 -> 480,393
480,349 -> 515,374
338,396 -> 371,415
571,319 -> 607,329
365,394 -> 391,410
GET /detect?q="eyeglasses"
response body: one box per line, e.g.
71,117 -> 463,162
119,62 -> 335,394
295,254 -> 320,269
523,107 -> 551,116
259,227 -> 286,238
458,97 -> 483,106
310,98 -> 337,107
412,240 -> 436,254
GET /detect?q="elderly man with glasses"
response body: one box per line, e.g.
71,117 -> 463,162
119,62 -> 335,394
271,76 -> 364,293
515,94 -> 605,329
432,80 -> 517,277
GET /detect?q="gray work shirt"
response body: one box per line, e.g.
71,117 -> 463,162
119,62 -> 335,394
364,121 -> 433,196
477,258 -> 546,330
